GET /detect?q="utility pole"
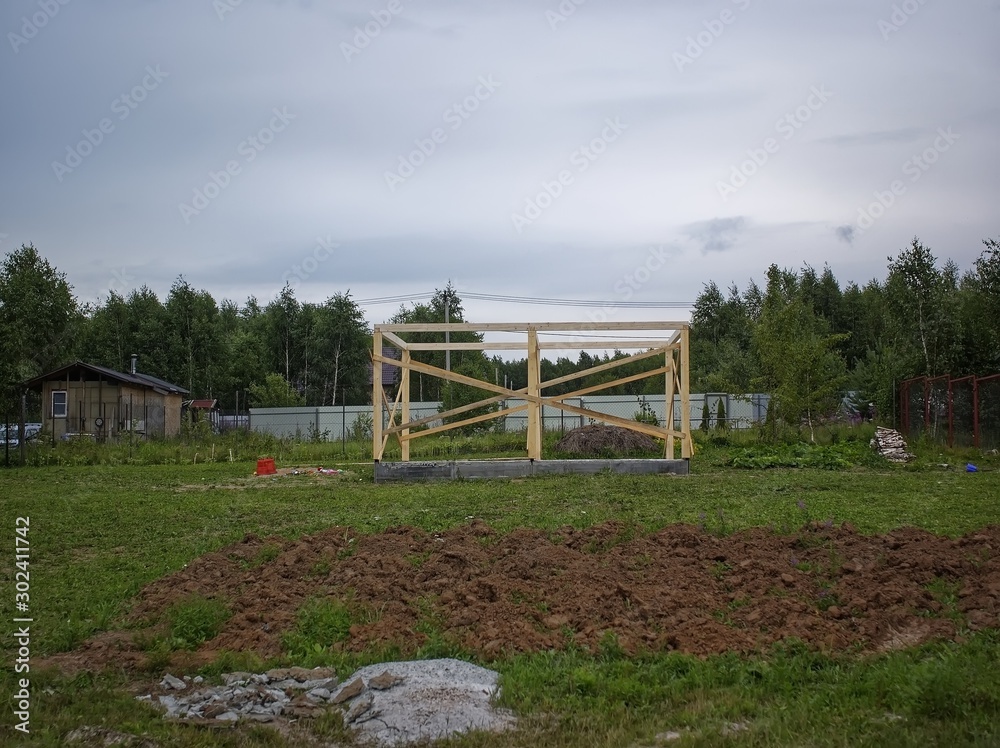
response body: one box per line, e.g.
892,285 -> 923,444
444,295 -> 450,375
444,292 -> 451,409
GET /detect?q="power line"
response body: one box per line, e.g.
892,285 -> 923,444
354,289 -> 693,308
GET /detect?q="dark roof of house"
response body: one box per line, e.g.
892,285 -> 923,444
367,347 -> 400,386
23,361 -> 190,396
184,399 -> 219,409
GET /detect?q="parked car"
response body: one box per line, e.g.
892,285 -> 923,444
0,423 -> 42,447
60,432 -> 97,442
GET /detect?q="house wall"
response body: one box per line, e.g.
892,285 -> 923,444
118,386 -> 183,438
165,394 -> 182,436
40,377 -> 124,440
38,377 -> 183,440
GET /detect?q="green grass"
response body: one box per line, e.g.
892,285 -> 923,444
163,595 -> 231,651
282,597 -> 355,661
491,632 -> 1000,747
0,436 -> 998,746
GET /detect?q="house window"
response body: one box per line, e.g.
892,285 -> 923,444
52,390 -> 67,418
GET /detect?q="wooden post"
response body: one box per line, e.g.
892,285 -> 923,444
680,327 -> 692,458
665,350 -> 675,459
526,326 -> 541,460
372,330 -> 383,461
18,391 -> 26,467
401,349 -> 411,461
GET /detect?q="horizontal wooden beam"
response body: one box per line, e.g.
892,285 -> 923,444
401,340 -> 679,352
540,340 -> 679,350
376,321 -> 690,333
397,342 -> 529,351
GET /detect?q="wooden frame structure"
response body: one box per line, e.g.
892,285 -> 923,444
371,322 -> 692,463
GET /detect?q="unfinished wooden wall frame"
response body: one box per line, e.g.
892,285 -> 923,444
371,322 -> 693,462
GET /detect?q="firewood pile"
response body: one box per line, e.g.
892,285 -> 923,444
870,427 -> 915,463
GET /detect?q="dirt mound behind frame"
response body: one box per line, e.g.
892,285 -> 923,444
553,424 -> 659,455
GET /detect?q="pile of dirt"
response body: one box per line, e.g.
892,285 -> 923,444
45,521 -> 1000,675
554,424 -> 659,455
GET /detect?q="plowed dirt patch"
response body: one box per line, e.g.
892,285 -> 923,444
47,521 -> 1000,673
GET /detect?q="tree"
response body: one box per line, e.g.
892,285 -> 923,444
753,265 -> 849,442
883,238 -> 958,376
976,236 -> 1000,297
973,237 -> 1000,370
690,281 -> 756,392
80,290 -> 129,371
390,283 -> 485,402
248,373 -> 305,407
264,284 -> 300,383
164,277 -> 223,396
0,244 -> 77,409
311,292 -> 370,405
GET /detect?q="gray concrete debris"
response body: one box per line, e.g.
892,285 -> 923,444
333,658 -> 517,746
141,667 -> 338,724
159,673 -> 187,691
139,659 -> 516,746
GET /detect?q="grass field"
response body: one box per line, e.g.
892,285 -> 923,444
2,437 -> 999,746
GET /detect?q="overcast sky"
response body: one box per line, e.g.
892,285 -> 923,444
2,0 -> 998,327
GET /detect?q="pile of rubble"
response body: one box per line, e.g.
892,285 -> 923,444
140,667 -> 339,723
139,659 -> 516,746
870,427 -> 916,463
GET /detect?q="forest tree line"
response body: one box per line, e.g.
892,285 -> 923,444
0,236 -> 997,429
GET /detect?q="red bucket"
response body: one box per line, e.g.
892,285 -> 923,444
256,458 -> 276,475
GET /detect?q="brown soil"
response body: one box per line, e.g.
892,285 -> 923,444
45,521 -> 1000,674
554,425 -> 659,455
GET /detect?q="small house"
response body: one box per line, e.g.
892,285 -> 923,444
182,398 -> 221,432
24,360 -> 189,441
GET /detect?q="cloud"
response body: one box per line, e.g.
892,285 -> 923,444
683,217 -> 748,254
835,225 -> 855,244
818,128 -> 924,147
